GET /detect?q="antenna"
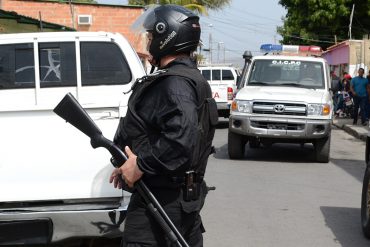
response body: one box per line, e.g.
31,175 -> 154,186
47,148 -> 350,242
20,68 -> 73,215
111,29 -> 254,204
349,4 -> 355,40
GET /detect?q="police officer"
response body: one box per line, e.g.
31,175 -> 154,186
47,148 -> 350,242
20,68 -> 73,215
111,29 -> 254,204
109,4 -> 217,247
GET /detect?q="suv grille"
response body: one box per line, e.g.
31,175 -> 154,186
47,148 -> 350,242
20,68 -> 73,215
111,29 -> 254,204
250,121 -> 305,130
253,101 -> 306,116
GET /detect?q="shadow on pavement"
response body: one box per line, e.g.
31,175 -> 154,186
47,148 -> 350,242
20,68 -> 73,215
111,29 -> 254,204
216,118 -> 229,129
214,142 -> 317,163
330,158 -> 366,183
320,206 -> 370,247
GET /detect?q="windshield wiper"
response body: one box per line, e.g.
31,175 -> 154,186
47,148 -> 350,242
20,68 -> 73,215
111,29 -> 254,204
277,83 -> 306,87
248,81 -> 270,86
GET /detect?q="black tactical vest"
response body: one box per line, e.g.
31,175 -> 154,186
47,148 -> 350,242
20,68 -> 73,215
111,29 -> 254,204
114,64 -> 218,178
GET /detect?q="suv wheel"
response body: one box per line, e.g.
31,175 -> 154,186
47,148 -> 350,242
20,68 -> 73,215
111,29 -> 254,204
228,131 -> 246,159
314,136 -> 330,163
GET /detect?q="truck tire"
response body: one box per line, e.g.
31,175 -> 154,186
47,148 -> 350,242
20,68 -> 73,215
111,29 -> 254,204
314,136 -> 330,163
361,166 -> 370,239
228,131 -> 246,159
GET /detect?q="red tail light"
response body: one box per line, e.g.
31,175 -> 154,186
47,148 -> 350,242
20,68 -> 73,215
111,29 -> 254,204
227,87 -> 233,100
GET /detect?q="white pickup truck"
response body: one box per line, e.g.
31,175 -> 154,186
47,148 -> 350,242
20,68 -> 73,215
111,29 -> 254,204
228,45 -> 333,162
0,32 -> 145,245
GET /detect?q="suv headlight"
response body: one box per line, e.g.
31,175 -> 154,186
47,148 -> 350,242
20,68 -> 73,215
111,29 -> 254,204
307,103 -> 331,116
231,100 -> 252,113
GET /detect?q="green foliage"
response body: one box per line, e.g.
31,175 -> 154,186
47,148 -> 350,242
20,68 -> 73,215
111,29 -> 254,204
278,0 -> 370,49
127,0 -> 231,14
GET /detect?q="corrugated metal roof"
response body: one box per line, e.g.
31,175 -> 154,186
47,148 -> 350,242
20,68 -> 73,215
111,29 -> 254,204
0,9 -> 75,31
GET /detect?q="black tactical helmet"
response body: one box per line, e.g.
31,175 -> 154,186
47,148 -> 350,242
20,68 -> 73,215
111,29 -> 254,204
132,5 -> 201,61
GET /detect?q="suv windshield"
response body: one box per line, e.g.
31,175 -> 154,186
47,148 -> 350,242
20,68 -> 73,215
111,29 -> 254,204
248,59 -> 325,89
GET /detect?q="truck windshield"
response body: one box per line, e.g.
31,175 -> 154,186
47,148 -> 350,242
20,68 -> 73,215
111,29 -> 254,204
248,59 -> 325,89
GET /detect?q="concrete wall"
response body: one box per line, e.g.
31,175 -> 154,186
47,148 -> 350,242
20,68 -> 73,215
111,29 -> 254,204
348,40 -> 370,76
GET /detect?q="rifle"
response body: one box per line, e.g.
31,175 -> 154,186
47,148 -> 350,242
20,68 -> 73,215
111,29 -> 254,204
53,93 -> 189,247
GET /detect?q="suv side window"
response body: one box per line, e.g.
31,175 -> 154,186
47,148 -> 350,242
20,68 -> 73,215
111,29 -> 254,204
222,69 -> 234,80
213,69 -> 221,80
39,42 -> 77,88
201,69 -> 211,80
0,43 -> 35,89
80,42 -> 132,86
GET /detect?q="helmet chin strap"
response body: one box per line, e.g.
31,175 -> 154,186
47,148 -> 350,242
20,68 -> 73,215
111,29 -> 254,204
148,54 -> 159,74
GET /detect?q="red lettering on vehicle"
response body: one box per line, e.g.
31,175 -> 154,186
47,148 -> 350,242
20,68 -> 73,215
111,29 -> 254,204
213,92 -> 220,98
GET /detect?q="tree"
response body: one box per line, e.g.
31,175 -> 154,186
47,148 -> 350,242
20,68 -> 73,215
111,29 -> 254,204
277,0 -> 370,49
128,0 -> 231,15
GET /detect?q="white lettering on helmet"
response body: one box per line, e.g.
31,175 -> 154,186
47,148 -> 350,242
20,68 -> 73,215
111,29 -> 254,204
159,31 -> 177,50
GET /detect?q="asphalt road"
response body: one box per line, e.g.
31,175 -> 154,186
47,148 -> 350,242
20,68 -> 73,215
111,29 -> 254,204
202,120 -> 370,247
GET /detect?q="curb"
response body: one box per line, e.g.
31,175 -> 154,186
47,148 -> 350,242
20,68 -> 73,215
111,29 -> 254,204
342,124 -> 367,141
333,121 -> 368,142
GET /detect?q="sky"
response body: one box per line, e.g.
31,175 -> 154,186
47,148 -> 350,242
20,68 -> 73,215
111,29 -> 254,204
198,0 -> 287,67
97,0 -> 287,68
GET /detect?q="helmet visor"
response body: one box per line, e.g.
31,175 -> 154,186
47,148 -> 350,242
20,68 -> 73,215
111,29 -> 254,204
131,5 -> 159,34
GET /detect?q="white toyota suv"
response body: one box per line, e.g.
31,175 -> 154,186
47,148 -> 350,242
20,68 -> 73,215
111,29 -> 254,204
228,45 -> 333,162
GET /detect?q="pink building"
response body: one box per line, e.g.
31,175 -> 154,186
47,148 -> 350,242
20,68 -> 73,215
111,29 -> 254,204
323,39 -> 370,78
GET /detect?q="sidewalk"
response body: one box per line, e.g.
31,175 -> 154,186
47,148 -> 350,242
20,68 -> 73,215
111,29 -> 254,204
333,117 -> 369,141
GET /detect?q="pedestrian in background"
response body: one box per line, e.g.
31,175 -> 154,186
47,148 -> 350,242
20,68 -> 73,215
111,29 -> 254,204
335,73 -> 352,116
350,68 -> 369,125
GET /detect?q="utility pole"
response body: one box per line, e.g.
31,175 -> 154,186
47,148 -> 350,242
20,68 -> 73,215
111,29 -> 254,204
218,42 -> 224,64
349,4 -> 355,40
208,24 -> 213,64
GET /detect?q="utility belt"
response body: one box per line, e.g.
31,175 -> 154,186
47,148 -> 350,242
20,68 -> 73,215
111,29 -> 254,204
144,171 -> 203,201
172,171 -> 203,202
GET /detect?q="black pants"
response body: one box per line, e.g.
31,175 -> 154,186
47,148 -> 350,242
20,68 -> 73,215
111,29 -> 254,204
121,185 -> 206,247
353,95 -> 368,124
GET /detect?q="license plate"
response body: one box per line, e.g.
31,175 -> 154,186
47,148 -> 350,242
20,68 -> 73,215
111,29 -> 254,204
267,124 -> 287,130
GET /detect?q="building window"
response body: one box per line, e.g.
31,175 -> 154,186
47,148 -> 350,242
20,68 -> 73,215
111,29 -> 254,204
80,42 -> 132,86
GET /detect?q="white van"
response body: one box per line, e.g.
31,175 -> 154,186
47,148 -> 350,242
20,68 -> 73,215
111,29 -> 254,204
0,32 -> 145,245
199,65 -> 239,117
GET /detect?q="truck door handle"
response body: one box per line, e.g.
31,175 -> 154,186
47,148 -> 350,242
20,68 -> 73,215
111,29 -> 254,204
90,111 -> 119,120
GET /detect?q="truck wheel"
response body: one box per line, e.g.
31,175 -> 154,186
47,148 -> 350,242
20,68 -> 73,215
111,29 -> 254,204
314,136 -> 330,163
228,131 -> 246,159
362,166 -> 370,239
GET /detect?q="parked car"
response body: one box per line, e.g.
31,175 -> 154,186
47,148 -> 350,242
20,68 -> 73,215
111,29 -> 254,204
199,65 -> 240,118
228,45 -> 333,162
0,31 -> 145,245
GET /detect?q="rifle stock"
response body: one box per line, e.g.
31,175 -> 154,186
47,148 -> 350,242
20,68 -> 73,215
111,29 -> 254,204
53,93 -> 126,167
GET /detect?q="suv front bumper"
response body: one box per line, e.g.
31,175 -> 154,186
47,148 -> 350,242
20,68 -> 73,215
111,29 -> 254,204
229,115 -> 331,139
0,202 -> 127,244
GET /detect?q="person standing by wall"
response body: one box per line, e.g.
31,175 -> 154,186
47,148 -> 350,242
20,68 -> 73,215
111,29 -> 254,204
350,68 -> 369,125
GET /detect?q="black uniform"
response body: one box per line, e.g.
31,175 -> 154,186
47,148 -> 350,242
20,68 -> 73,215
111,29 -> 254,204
114,57 -> 216,247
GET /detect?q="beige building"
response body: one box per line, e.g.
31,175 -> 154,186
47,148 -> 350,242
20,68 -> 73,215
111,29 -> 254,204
323,37 -> 370,77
